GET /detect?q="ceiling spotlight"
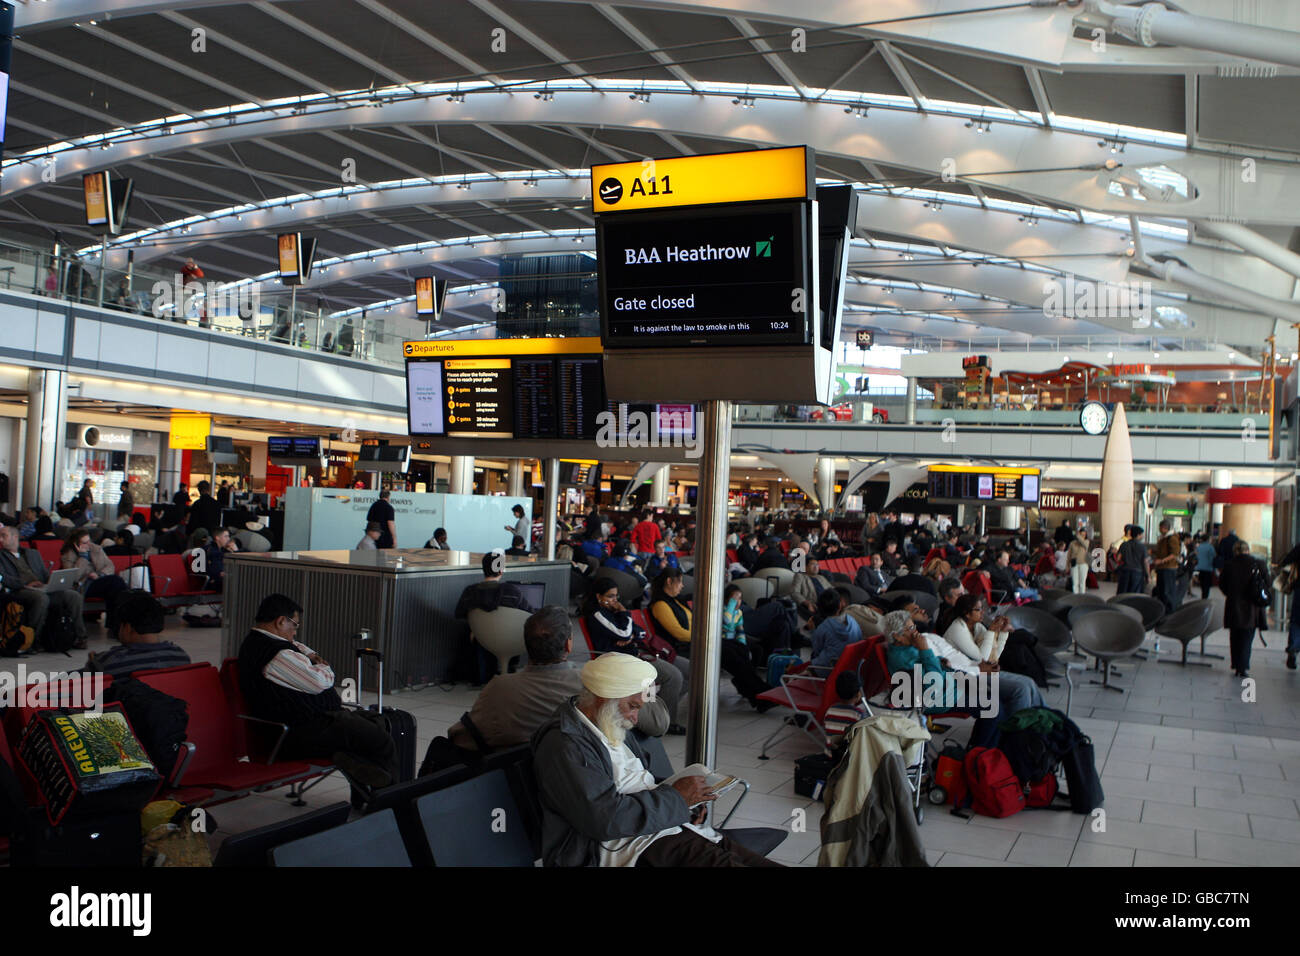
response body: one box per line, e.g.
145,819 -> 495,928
1106,351 -> 1114,359
629,90 -> 651,103
843,103 -> 869,118
732,94 -> 756,108
965,116 -> 992,133
522,178 -> 538,188
1153,352 -> 1160,359
446,92 -> 465,103
1018,214 -> 1039,227
457,180 -> 471,190
534,90 -> 554,101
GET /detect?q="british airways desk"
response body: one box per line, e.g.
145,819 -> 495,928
219,549 -> 570,693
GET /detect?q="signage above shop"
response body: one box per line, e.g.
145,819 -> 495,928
67,424 -> 133,451
168,415 -> 210,451
1040,491 -> 1099,513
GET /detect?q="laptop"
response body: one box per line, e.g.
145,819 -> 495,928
514,582 -> 546,612
44,569 -> 86,593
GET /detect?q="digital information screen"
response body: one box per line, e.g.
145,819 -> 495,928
927,466 -> 1041,506
406,344 -> 610,442
445,358 -> 513,438
268,436 -> 322,458
406,360 -> 445,435
597,201 -> 811,348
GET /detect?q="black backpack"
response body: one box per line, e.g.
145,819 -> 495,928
42,613 -> 78,657
102,677 -> 189,780
997,631 -> 1048,689
1248,560 -> 1273,608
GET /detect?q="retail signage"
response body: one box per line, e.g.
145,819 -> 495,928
1040,491 -> 1099,512
168,415 -> 210,450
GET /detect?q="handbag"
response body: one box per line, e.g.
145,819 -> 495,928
640,630 -> 678,663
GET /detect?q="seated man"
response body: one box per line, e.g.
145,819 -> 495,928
531,652 -> 780,867
454,553 -> 535,618
643,538 -> 680,579
0,524 -> 87,650
447,606 -> 667,756
934,575 -> 966,635
790,556 -> 833,620
987,550 -> 1039,603
890,569 -> 935,596
735,532 -> 761,572
809,587 -> 863,669
203,526 -> 238,592
84,591 -> 191,678
504,535 -> 529,557
753,537 -> 791,572
601,542 -> 649,590
878,539 -> 903,573
579,531 -> 607,561
854,552 -> 890,597
425,527 -> 449,550
237,593 -> 397,803
357,522 -> 382,550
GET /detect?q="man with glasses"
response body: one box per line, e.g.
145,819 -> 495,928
237,593 -> 398,806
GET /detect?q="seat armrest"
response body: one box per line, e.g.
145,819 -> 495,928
169,741 -> 196,787
236,714 -> 290,764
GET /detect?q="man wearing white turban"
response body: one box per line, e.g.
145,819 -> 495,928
531,652 -> 781,867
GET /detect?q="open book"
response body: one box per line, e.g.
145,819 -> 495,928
664,763 -> 742,806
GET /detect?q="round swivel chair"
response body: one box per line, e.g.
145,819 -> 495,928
1071,609 -> 1148,693
467,606 -> 532,677
1153,599 -> 1216,667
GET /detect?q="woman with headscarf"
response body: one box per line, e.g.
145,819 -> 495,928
1219,539 -> 1267,678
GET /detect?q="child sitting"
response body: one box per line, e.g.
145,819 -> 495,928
822,670 -> 867,754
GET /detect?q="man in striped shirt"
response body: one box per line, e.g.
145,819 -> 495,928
823,671 -> 867,753
237,593 -> 397,802
84,591 -> 191,679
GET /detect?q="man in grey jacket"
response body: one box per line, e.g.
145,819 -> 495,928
531,652 -> 779,867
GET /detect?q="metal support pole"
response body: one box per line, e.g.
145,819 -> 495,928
542,457 -> 560,561
686,399 -> 732,770
96,235 -> 107,309
979,504 -> 987,537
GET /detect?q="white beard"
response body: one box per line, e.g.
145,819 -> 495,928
596,698 -> 635,748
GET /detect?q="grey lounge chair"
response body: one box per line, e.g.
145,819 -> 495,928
1071,608 -> 1147,693
1154,599 -> 1216,667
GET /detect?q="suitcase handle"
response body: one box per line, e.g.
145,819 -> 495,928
355,647 -> 385,711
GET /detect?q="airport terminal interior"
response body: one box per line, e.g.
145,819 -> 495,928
1,0 -> 1299,880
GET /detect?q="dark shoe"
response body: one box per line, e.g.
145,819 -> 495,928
666,723 -> 687,736
332,751 -> 392,791
753,699 -> 777,714
1288,651 -> 1296,670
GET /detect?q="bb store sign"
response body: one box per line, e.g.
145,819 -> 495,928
66,424 -> 134,452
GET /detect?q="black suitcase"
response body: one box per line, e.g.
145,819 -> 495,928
355,648 -> 417,784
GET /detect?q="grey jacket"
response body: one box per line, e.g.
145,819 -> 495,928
531,698 -> 689,867
0,547 -> 49,592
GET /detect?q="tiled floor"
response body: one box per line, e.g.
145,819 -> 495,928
7,583 -> 1300,867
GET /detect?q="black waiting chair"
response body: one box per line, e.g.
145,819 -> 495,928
1154,599 -> 1216,667
1108,593 -> 1166,631
1071,609 -> 1147,693
415,769 -> 537,867
882,589 -> 939,620
270,808 -> 411,867
213,802 -> 351,867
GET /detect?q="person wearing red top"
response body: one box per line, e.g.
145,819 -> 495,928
631,510 -> 662,557
180,256 -> 207,325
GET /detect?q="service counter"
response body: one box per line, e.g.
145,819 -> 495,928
219,549 -> 570,692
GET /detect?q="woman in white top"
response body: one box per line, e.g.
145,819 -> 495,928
942,593 -> 1011,663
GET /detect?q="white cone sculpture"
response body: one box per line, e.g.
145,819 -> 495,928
1099,402 -> 1135,553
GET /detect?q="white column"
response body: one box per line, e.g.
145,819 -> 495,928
1210,469 -> 1232,526
904,376 -> 917,425
449,455 -> 475,496
816,457 -> 836,514
507,458 -> 526,497
651,466 -> 670,506
22,369 -> 67,511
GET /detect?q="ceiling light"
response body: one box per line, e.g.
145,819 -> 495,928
1107,352 -> 1114,359
843,103 -> 869,118
533,90 -> 554,101
732,94 -> 756,108
446,92 -> 465,103
1153,352 -> 1160,359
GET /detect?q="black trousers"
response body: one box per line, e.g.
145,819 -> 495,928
282,709 -> 398,782
1198,571 -> 1214,601
1228,627 -> 1255,673
677,640 -> 770,704
636,829 -> 784,867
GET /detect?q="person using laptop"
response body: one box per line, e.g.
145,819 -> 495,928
0,525 -> 88,650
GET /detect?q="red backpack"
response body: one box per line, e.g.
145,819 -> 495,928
963,747 -> 1024,818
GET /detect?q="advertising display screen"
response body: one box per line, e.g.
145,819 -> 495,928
597,200 -> 811,347
445,358 -> 513,438
277,233 -> 300,279
927,465 -> 1042,506
406,360 -> 445,435
83,172 -> 108,227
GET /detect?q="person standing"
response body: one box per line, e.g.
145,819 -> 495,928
186,480 -> 222,537
1195,534 -> 1217,601
631,509 -> 662,558
366,489 -> 396,549
181,257 -> 206,325
1150,519 -> 1182,614
1068,529 -> 1090,594
216,480 -> 232,509
504,503 -> 529,552
1220,540 -> 1266,678
116,480 -> 135,520
1117,526 -> 1147,596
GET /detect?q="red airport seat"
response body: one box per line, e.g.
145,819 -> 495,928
755,637 -> 880,759
30,539 -> 61,572
147,553 -> 219,607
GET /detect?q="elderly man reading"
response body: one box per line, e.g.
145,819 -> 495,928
532,652 -> 780,867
